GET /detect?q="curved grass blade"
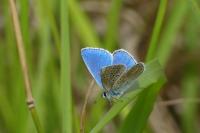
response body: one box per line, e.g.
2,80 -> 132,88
119,80 -> 165,133
68,0 -> 100,47
90,59 -> 165,133
157,0 -> 188,66
120,1 -> 187,133
145,0 -> 167,61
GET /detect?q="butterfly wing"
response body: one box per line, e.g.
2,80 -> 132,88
81,48 -> 112,88
113,49 -> 137,70
112,62 -> 145,94
100,64 -> 126,90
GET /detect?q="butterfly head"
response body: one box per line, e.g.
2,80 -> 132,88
102,91 -> 112,100
102,90 -> 122,102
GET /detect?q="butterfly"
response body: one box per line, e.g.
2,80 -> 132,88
81,47 -> 144,101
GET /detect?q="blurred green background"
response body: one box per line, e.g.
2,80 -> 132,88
0,0 -> 200,133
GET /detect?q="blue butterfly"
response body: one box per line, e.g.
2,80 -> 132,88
81,47 -> 144,101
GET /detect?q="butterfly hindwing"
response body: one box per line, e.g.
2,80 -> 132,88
112,62 -> 145,93
100,64 -> 126,90
81,47 -> 143,93
113,49 -> 137,70
81,48 -> 112,88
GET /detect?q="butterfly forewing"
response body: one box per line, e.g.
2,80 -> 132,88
81,48 -> 112,88
113,49 -> 137,70
112,62 -> 144,93
100,64 -> 126,91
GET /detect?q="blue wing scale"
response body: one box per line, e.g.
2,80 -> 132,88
113,49 -> 137,70
81,48 -> 112,88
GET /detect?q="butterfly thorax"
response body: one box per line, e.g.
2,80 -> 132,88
102,89 -> 123,101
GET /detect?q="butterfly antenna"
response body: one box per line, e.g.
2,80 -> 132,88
80,80 -> 95,133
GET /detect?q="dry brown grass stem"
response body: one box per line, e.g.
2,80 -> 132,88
80,80 -> 95,133
9,0 -> 34,108
9,0 -> 43,132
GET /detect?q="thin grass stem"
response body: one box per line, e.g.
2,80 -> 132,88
80,80 -> 95,133
8,0 -> 43,132
145,0 -> 168,62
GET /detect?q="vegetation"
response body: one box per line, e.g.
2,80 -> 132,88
0,0 -> 199,133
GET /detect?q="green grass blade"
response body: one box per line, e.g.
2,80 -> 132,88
19,0 -> 29,44
181,5 -> 200,132
20,0 -> 32,66
185,1 -> 200,50
118,1 -> 168,132
30,108 -> 43,133
61,0 -> 72,132
1,3 -> 18,132
145,0 -> 168,62
19,0 -> 32,71
37,0 -> 60,53
0,89 -> 15,132
157,0 -> 188,66
4,1 -> 29,132
34,23 -> 51,132
119,80 -> 164,133
90,60 -> 165,133
190,0 -> 200,16
104,0 -> 123,50
68,0 -> 100,47
181,67 -> 199,133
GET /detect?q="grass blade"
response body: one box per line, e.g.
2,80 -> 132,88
119,0 -> 168,132
157,0 -> 188,66
9,0 -> 43,132
119,80 -> 164,133
181,5 -> 200,132
190,0 -> 200,16
104,0 -> 123,50
37,0 -> 60,53
181,68 -> 199,133
19,0 -> 33,71
61,0 -> 72,132
90,60 -> 165,133
68,0 -> 100,47
145,0 -> 168,61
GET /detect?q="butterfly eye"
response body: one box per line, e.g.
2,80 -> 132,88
102,92 -> 107,98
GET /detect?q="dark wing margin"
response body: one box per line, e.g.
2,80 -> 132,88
112,62 -> 145,91
100,64 -> 126,90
